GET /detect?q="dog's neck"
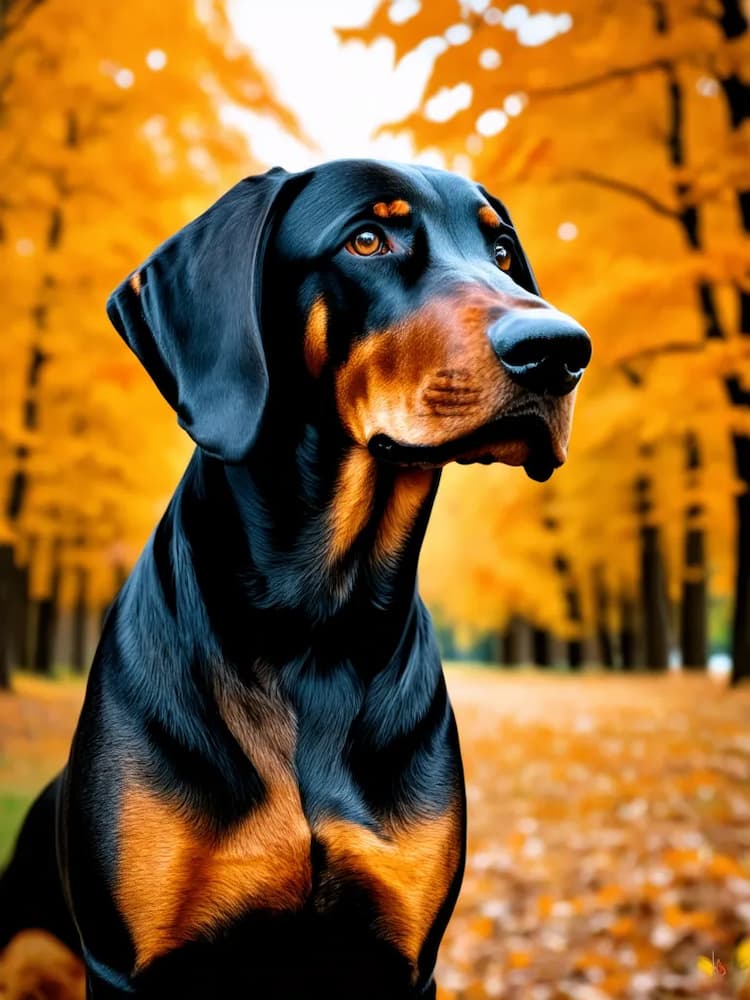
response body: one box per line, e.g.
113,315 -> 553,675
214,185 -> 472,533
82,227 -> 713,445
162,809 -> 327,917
166,428 -> 440,670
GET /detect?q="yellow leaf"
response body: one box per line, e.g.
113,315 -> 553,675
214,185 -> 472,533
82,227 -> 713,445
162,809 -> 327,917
697,956 -> 716,977
736,938 -> 750,972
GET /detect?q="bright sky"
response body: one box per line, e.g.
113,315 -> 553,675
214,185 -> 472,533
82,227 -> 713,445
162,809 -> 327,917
226,0 -> 576,172
227,0 -> 445,170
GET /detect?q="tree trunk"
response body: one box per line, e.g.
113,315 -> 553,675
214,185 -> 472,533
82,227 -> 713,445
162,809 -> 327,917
564,575 -> 584,670
71,566 -> 88,673
2,193 -> 71,678
635,471 -> 670,670
593,566 -> 615,668
32,561 -> 61,675
597,624 -> 615,668
640,524 -> 670,669
11,562 -> 31,668
554,552 -> 585,670
532,627 -> 552,667
503,615 -> 532,666
681,523 -> 707,670
33,597 -> 56,674
702,1 -> 749,682
567,638 -> 584,670
619,593 -> 638,669
731,435 -> 750,683
502,620 -> 517,666
0,545 -> 13,690
680,433 -> 707,669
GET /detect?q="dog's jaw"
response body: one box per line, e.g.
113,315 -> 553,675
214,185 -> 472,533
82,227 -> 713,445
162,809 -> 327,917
367,392 -> 575,482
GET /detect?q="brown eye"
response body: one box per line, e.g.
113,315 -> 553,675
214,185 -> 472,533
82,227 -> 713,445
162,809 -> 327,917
494,238 -> 513,272
347,230 -> 386,256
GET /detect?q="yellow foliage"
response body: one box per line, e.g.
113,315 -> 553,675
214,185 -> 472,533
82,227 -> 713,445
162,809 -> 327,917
1,0 -> 295,604
347,0 -> 750,641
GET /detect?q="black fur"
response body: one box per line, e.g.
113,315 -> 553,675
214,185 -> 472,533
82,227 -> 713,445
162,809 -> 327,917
0,160 -> 587,999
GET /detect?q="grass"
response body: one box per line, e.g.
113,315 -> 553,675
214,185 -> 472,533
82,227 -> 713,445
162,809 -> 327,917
0,672 -> 86,866
0,793 -> 32,865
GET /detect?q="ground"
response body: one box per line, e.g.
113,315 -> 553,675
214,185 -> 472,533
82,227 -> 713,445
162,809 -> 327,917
1,669 -> 749,999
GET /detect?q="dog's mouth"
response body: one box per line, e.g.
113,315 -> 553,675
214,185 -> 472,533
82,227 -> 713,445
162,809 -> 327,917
368,412 -> 566,483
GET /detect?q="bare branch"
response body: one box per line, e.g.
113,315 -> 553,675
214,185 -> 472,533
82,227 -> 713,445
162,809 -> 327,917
1,0 -> 45,40
529,59 -> 670,98
620,365 -> 643,386
618,340 -> 706,388
568,170 -> 678,218
617,342 -> 704,367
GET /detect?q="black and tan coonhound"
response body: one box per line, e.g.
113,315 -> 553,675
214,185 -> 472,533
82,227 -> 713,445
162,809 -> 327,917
0,160 -> 590,999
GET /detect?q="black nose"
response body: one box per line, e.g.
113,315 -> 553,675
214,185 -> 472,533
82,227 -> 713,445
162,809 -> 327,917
489,310 -> 592,396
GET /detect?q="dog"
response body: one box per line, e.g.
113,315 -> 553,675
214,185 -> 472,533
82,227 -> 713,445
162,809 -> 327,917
0,160 -> 590,999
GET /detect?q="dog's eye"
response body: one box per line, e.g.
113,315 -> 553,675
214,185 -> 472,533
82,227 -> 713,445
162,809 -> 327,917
346,229 -> 388,257
494,237 -> 513,272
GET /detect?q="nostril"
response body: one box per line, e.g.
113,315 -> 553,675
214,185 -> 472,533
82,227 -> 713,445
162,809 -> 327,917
501,338 -> 550,369
489,309 -> 591,396
566,334 -> 592,372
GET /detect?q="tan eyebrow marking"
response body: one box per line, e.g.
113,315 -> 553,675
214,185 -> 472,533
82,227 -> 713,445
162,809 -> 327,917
129,271 -> 142,295
373,200 -> 411,218
478,205 -> 501,228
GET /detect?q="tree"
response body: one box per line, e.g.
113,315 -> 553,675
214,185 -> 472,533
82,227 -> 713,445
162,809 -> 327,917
0,0 -> 295,682
343,0 -> 748,672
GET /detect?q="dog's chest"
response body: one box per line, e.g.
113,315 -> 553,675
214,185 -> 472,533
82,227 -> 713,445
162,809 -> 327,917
115,670 -> 461,974
311,809 -> 461,965
116,783 -> 459,973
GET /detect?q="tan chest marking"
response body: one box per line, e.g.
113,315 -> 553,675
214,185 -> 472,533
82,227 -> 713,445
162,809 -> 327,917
304,295 -> 328,378
373,469 -> 433,566
327,447 -> 377,563
314,805 -> 461,966
117,670 -> 311,971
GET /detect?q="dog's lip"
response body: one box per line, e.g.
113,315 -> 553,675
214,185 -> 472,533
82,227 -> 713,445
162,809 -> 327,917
368,411 -> 566,482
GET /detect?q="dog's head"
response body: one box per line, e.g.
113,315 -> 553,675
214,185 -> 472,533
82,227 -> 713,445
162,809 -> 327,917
108,160 -> 590,482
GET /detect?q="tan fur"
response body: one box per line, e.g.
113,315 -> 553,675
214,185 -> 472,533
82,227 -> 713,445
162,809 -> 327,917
304,296 -> 328,378
334,289 -> 518,447
420,369 -> 483,417
0,930 -> 85,1000
334,288 -> 575,464
478,205 -> 501,228
373,200 -> 411,218
314,804 -> 461,970
116,670 -> 311,971
327,447 -> 377,563
115,665 -> 462,976
373,470 -> 433,566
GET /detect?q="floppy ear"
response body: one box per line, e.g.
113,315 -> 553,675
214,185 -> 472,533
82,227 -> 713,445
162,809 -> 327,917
478,186 -> 541,296
106,167 -> 290,463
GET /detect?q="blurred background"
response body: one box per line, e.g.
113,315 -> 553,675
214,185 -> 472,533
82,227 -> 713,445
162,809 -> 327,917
2,0 -> 750,685
1,1 -> 750,997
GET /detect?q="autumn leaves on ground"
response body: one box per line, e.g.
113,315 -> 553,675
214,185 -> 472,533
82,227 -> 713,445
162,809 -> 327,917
1,670 -> 749,1000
